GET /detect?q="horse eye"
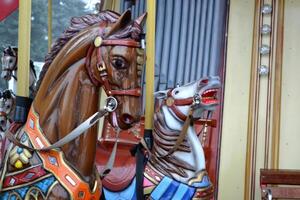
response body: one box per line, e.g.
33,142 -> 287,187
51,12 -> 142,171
111,57 -> 127,69
174,91 -> 179,95
9,59 -> 13,63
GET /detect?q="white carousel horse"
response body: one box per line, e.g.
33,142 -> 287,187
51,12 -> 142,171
0,90 -> 15,135
1,46 -> 37,97
103,76 -> 221,200
0,90 -> 15,162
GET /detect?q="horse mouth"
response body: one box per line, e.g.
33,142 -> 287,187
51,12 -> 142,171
201,88 -> 219,105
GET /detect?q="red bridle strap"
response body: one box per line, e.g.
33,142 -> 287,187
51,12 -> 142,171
164,89 -> 196,121
100,39 -> 140,48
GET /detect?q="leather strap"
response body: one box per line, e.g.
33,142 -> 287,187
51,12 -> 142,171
101,39 -> 140,48
99,128 -> 120,178
5,109 -> 108,151
158,107 -> 193,158
109,88 -> 141,97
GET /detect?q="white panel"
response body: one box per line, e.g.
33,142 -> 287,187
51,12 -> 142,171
279,0 -> 300,169
218,0 -> 254,199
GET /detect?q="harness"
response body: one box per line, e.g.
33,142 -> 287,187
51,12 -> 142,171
2,30 -> 144,198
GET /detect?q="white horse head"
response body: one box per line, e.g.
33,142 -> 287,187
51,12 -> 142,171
0,90 -> 15,132
1,46 -> 37,96
151,76 -> 221,185
1,46 -> 17,81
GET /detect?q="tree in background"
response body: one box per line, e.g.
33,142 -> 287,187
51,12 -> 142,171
0,0 -> 94,89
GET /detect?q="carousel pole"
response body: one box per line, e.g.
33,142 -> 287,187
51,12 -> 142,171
48,0 -> 52,51
144,0 -> 156,148
14,0 -> 32,123
134,1 -> 156,199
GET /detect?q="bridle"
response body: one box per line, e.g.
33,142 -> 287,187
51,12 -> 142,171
143,89 -> 203,158
85,34 -> 142,98
163,88 -> 201,122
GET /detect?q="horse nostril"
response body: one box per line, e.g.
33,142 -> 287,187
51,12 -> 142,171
120,113 -> 134,125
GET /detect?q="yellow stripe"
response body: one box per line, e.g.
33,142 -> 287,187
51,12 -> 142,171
145,0 -> 156,129
17,0 -> 32,97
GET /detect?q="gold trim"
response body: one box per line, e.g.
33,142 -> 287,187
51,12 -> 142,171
46,180 -> 59,199
188,170 -> 208,185
24,186 -> 46,200
5,164 -> 43,177
271,0 -> 285,169
244,0 -> 263,199
264,0 -> 277,169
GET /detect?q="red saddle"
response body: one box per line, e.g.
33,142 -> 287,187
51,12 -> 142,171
95,118 -> 144,191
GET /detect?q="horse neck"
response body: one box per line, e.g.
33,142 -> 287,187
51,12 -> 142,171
7,67 -> 35,95
33,58 -> 99,181
8,70 -> 17,94
150,105 -> 206,182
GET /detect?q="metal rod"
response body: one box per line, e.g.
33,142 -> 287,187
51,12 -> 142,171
17,0 -> 32,97
145,0 -> 156,129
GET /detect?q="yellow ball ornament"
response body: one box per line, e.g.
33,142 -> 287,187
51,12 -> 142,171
14,160 -> 23,169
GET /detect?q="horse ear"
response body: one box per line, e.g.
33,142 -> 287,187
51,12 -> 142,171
105,10 -> 132,38
154,90 -> 168,99
135,13 -> 147,26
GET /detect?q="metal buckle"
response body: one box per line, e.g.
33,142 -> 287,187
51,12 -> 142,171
104,96 -> 118,112
192,94 -> 201,106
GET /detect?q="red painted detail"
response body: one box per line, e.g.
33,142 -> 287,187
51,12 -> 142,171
3,165 -> 47,188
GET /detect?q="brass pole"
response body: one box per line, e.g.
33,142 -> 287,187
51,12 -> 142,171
145,0 -> 156,129
17,0 -> 32,97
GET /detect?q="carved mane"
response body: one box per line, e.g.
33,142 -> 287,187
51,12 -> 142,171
150,101 -> 195,178
35,10 -> 119,93
35,10 -> 143,94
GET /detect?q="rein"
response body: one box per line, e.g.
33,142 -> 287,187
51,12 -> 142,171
152,89 -> 201,158
5,97 -> 118,151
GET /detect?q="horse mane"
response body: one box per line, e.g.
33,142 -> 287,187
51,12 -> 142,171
35,10 -> 143,94
150,101 -> 195,178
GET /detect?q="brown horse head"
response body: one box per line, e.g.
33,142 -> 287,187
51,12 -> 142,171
30,10 -> 146,196
85,11 -> 146,130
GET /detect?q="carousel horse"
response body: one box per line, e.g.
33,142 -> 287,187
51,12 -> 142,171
102,76 -> 221,200
0,90 -> 15,164
0,10 -> 145,200
1,46 -> 37,97
0,90 -> 15,133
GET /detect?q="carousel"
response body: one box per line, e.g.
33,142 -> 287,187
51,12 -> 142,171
0,0 -> 220,199
1,0 -> 300,200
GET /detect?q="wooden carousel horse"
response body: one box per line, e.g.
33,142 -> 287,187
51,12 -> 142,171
0,10 -> 145,200
0,90 -> 15,133
1,46 -> 37,97
102,76 -> 221,200
0,90 -> 15,163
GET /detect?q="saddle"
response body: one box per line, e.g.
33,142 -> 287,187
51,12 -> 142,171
95,118 -> 144,191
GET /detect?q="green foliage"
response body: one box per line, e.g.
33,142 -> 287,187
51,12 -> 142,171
0,0 -> 93,89
0,0 -> 91,61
